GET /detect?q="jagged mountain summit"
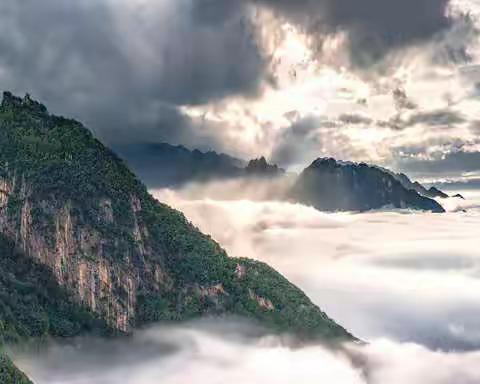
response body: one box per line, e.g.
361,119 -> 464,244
290,158 -> 445,213
0,92 -> 353,381
384,170 -> 449,199
115,141 -> 447,214
245,157 -> 285,177
116,141 -> 292,188
116,142 -> 286,188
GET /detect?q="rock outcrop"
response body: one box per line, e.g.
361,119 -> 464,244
244,157 -> 285,177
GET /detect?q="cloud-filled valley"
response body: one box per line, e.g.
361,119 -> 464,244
154,188 -> 480,350
14,318 -> 480,384
15,182 -> 480,383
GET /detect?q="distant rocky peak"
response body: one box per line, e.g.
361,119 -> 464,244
310,157 -> 338,169
247,156 -> 268,168
309,157 -> 362,170
2,91 -> 48,114
291,157 -> 445,213
372,165 -> 449,199
427,186 -> 449,199
1,91 -> 22,108
245,156 -> 285,176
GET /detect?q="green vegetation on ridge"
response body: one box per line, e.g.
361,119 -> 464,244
0,92 -> 353,347
0,354 -> 32,384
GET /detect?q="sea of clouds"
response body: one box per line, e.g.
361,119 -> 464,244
15,187 -> 480,383
14,320 -> 480,384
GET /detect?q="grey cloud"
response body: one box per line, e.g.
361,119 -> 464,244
434,178 -> 480,190
431,12 -> 478,65
338,114 -> 373,125
397,150 -> 480,177
251,0 -> 458,66
17,321 -> 480,383
270,116 -> 368,167
394,136 -> 466,155
393,88 -> 417,111
470,121 -> 480,135
459,65 -> 480,98
0,0 -> 266,148
407,109 -> 466,127
378,108 -> 466,131
270,116 -> 328,166
272,106 -> 469,171
372,253 -> 477,271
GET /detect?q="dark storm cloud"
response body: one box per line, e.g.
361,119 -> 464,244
270,117 -> 324,166
470,121 -> 480,135
435,178 -> 480,190
251,0 -> 456,65
397,150 -> 480,177
378,108 -> 466,131
0,0 -> 266,148
407,109 -> 466,127
393,88 -> 418,111
270,116 -> 367,167
338,114 -> 373,125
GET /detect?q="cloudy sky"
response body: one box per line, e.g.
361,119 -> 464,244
1,0 -> 480,181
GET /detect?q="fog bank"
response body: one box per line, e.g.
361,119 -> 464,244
154,188 -> 480,350
14,188 -> 480,383
15,321 -> 480,384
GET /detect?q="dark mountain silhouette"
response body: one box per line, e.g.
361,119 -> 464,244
245,157 -> 285,177
382,170 -> 449,199
290,158 -> 445,213
114,143 -> 245,188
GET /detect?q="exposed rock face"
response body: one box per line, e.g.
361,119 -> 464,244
0,92 -> 353,341
244,157 -> 285,177
290,158 -> 445,213
249,288 -> 275,311
0,173 -> 159,332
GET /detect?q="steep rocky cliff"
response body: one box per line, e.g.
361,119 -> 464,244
0,92 -> 352,348
0,231 -> 109,384
291,158 -> 445,212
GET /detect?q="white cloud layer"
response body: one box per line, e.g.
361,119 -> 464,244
11,187 -> 480,383
153,188 -> 480,350
15,320 -> 480,384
